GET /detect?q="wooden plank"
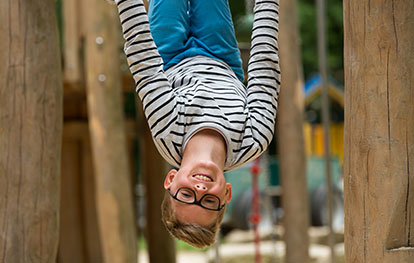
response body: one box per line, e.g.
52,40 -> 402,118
140,118 -> 176,263
63,0 -> 82,84
81,138 -> 104,262
277,0 -> 310,262
0,0 -> 63,261
127,137 -> 139,235
58,140 -> 86,263
343,0 -> 414,262
63,121 -> 137,140
60,122 -> 136,262
63,87 -> 88,120
83,0 -> 137,261
63,121 -> 89,140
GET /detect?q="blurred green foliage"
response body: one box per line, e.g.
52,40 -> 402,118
298,0 -> 344,82
230,0 -> 344,83
138,236 -> 208,252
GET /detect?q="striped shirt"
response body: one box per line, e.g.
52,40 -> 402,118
115,0 -> 280,171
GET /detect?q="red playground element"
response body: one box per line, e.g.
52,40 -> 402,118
250,158 -> 262,263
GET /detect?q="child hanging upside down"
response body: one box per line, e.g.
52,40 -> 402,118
112,0 -> 280,248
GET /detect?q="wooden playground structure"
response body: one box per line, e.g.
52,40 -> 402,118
0,0 -> 413,262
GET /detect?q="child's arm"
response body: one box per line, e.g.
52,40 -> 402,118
244,0 -> 281,162
114,0 -> 170,101
112,0 -> 179,166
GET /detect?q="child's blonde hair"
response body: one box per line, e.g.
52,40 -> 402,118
161,191 -> 226,248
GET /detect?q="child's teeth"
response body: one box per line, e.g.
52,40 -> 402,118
195,175 -> 212,182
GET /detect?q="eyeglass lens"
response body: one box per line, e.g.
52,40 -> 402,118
177,188 -> 220,210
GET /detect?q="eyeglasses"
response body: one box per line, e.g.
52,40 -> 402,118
168,187 -> 226,211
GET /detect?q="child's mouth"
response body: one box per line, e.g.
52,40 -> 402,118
193,174 -> 213,182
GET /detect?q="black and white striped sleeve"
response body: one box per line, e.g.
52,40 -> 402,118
114,0 -> 180,166
244,0 -> 281,160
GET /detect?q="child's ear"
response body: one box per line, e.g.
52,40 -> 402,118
225,183 -> 232,203
164,169 -> 178,190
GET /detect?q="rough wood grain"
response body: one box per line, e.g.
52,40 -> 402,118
0,0 -> 63,261
83,0 -> 137,261
278,0 -> 310,262
343,0 -> 414,262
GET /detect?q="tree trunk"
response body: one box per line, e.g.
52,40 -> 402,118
344,0 -> 414,262
0,0 -> 63,261
278,0 -> 310,262
83,1 -> 137,262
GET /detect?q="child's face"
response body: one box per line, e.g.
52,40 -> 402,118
164,160 -> 232,226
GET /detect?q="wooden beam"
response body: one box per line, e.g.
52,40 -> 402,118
63,121 -> 138,140
140,117 -> 176,263
63,0 -> 82,84
81,138 -> 104,262
344,0 -> 414,262
83,0 -> 137,261
58,141 -> 86,263
277,0 -> 310,262
0,0 -> 63,261
60,121 -> 138,262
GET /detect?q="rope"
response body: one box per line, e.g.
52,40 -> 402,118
250,158 -> 262,263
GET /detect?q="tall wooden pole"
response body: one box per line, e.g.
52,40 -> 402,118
278,0 -> 310,262
84,0 -> 137,261
344,0 -> 414,262
63,0 -> 82,84
0,0 -> 63,261
138,1 -> 176,261
316,0 -> 335,261
139,110 -> 176,263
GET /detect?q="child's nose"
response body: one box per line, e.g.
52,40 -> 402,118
195,184 -> 207,191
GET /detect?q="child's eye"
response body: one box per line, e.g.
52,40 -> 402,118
204,198 -> 218,204
182,192 -> 192,197
178,190 -> 194,200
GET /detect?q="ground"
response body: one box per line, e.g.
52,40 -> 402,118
138,227 -> 345,263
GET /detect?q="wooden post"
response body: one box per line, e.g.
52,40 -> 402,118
344,0 -> 414,262
0,0 -> 63,261
316,0 -> 336,261
83,0 -> 137,262
58,122 -> 104,262
58,140 -> 87,263
80,135 -> 104,262
135,4 -> 175,258
278,0 -> 310,262
63,0 -> 82,84
139,108 -> 176,263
